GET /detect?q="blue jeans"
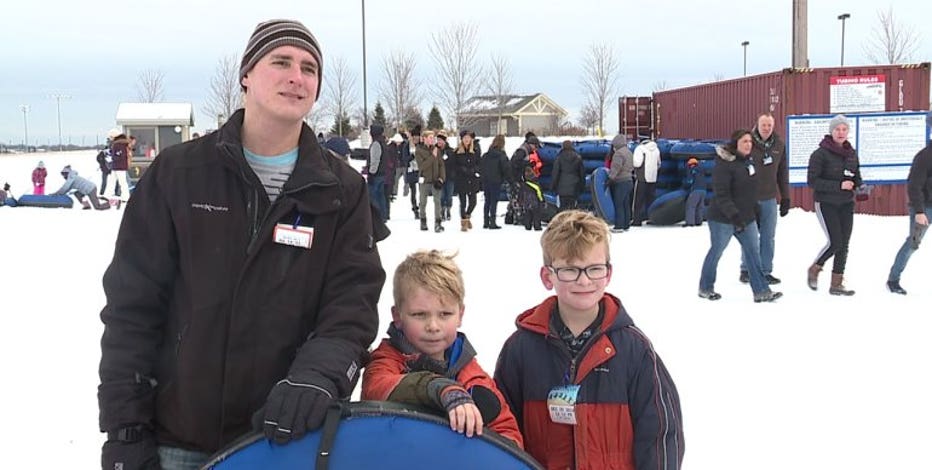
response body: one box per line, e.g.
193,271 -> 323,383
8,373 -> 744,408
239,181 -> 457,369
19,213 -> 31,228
368,175 -> 387,222
741,198 -> 777,275
700,220 -> 769,295
611,180 -> 633,229
441,180 -> 455,208
888,206 -> 932,282
158,446 -> 211,470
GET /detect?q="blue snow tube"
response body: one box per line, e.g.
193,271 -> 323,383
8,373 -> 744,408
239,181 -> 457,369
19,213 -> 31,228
1,197 -> 17,207
15,194 -> 74,208
204,402 -> 542,470
647,189 -> 688,226
587,167 -> 614,224
669,141 -> 718,160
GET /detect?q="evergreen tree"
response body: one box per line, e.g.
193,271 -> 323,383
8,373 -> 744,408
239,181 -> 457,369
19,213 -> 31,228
427,106 -> 444,130
373,102 -> 388,129
403,107 -> 425,131
330,114 -> 352,137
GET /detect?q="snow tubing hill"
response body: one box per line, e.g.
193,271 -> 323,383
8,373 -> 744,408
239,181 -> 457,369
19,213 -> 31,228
15,194 -> 74,208
204,402 -> 542,470
647,189 -> 688,225
588,167 -> 614,224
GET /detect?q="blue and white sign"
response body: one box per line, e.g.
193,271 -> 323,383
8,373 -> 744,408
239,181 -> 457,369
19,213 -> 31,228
787,111 -> 929,185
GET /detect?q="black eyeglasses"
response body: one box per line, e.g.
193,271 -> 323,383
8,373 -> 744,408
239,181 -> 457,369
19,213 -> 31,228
546,263 -> 612,282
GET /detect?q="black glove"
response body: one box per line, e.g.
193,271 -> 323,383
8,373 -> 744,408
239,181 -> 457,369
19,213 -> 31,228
433,180 -> 444,190
470,385 -> 502,424
779,198 -> 790,217
101,427 -> 160,470
256,376 -> 336,445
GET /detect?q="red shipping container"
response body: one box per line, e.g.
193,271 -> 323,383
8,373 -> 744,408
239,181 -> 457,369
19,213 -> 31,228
650,63 -> 931,215
618,96 -> 654,141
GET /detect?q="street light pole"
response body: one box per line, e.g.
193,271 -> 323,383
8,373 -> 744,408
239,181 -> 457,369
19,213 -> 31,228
19,105 -> 29,152
361,0 -> 369,129
50,93 -> 71,152
838,13 -> 851,66
741,41 -> 750,76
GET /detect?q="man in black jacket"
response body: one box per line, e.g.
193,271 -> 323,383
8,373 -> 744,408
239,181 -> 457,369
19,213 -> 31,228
886,111 -> 932,295
98,19 -> 387,470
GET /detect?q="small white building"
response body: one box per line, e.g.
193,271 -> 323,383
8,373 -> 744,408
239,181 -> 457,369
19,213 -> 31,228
115,102 -> 195,156
459,93 -> 568,136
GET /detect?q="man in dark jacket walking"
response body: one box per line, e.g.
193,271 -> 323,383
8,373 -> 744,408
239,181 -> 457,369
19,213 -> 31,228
739,113 -> 790,285
886,110 -> 932,295
97,19 -> 387,470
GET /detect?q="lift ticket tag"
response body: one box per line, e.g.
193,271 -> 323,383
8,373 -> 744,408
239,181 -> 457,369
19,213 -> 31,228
274,223 -> 314,250
547,384 -> 580,425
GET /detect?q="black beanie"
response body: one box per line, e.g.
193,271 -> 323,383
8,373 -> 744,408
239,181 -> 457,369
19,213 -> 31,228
240,19 -> 323,99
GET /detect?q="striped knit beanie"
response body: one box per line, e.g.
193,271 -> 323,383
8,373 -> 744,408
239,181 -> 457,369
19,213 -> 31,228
239,19 -> 323,98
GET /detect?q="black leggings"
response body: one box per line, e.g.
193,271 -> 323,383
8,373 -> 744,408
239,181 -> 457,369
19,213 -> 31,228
814,201 -> 854,274
459,192 -> 477,218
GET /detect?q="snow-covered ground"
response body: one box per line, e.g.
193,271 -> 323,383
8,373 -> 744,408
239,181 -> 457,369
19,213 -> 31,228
0,149 -> 929,469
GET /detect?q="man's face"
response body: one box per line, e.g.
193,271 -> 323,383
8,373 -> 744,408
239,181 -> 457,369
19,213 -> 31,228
757,115 -> 774,140
241,45 -> 319,124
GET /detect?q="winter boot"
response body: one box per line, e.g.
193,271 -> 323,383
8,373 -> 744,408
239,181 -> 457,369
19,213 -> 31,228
829,273 -> 855,296
753,290 -> 783,303
483,216 -> 490,229
466,216 -> 473,229
420,218 -> 428,231
460,219 -> 468,232
412,206 -> 419,218
434,219 -> 444,233
807,264 -> 822,291
489,217 -> 501,229
886,280 -> 907,295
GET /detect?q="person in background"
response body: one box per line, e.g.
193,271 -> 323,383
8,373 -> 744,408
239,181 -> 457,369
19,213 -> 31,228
608,135 -> 634,232
631,139 -> 661,226
0,182 -> 15,206
389,133 -> 405,198
31,160 -> 47,195
362,250 -> 524,448
479,135 -> 509,230
806,115 -> 863,296
415,129 -> 445,232
437,134 -> 456,222
323,135 -> 351,163
97,19 -> 386,470
886,110 -> 932,295
698,130 -> 782,303
51,165 -> 110,210
107,132 -> 132,204
96,146 -> 121,197
494,210 -> 684,469
367,124 -> 388,223
550,140 -> 585,213
454,130 -> 482,231
682,157 -> 707,227
402,130 -> 420,219
739,112 -> 789,285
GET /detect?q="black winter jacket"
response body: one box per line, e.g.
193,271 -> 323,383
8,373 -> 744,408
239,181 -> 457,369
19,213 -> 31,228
807,136 -> 862,205
706,146 -> 759,225
550,149 -> 585,197
749,130 -> 789,201
480,148 -> 510,186
98,109 -> 386,453
907,142 -> 932,214
454,146 -> 481,195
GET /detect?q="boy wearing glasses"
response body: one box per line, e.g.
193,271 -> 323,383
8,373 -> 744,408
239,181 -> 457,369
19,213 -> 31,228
494,210 -> 684,469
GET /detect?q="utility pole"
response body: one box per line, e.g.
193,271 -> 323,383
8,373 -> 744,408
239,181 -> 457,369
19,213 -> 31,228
19,105 -> 29,152
50,93 -> 71,152
741,41 -> 750,76
838,13 -> 851,66
361,0 -> 369,129
792,0 -> 809,68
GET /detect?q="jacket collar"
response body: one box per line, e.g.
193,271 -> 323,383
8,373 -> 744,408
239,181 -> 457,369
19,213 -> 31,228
515,293 -> 632,337
386,322 -> 476,376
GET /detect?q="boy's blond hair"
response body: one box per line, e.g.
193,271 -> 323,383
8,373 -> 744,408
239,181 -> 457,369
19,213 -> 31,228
393,250 -> 465,309
540,210 -> 611,265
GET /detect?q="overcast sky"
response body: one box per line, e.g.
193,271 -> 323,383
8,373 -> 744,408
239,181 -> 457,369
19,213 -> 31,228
2,0 -> 929,146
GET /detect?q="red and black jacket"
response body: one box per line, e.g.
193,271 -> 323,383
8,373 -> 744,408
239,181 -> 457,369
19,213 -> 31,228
494,294 -> 684,470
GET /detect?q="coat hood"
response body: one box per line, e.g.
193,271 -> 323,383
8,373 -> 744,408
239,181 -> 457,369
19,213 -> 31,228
638,140 -> 659,152
612,134 -> 628,150
715,145 -> 737,162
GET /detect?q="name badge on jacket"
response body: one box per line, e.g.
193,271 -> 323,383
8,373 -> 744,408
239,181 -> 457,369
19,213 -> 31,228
747,164 -> 756,176
547,384 -> 580,425
274,223 -> 314,249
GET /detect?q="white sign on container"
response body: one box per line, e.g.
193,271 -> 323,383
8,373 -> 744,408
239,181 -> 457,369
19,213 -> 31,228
829,75 -> 886,114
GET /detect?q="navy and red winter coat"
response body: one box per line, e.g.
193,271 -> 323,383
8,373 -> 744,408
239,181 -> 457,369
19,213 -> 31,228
494,294 -> 684,470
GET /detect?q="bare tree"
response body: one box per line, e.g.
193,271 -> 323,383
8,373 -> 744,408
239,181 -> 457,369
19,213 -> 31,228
863,6 -> 920,64
580,43 -> 620,133
577,104 -> 599,135
483,53 -> 515,135
324,56 -> 359,136
652,80 -> 669,93
379,51 -> 421,130
428,21 -> 483,130
136,69 -> 165,102
203,55 -> 243,127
